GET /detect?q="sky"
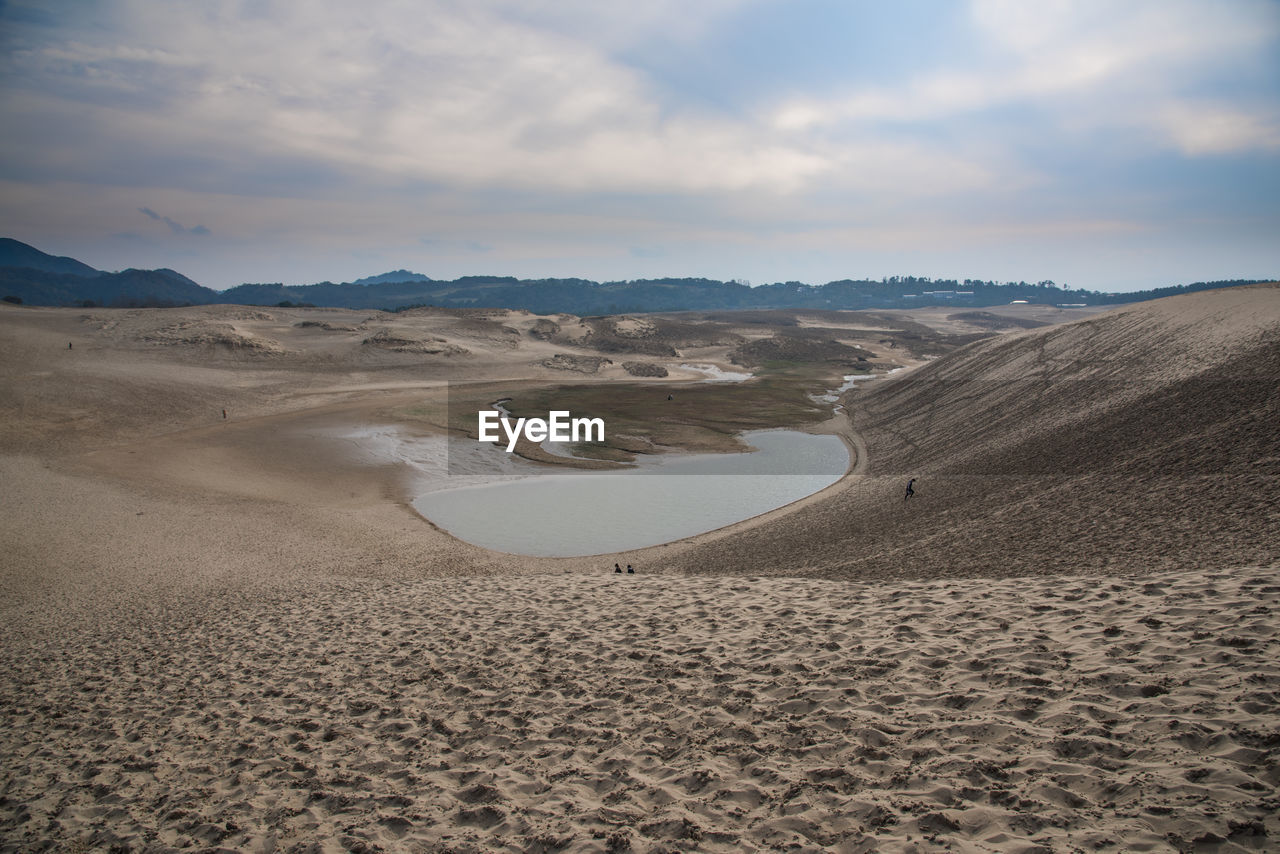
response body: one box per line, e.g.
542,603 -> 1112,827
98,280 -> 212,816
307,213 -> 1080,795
1,0 -> 1277,293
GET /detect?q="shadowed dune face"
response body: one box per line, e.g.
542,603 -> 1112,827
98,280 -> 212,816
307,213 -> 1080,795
667,285 -> 1280,580
861,287 -> 1280,477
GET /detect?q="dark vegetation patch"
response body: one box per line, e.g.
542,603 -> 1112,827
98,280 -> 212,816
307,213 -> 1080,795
540,354 -> 612,373
729,335 -> 873,368
582,335 -> 676,357
529,318 -> 560,340
948,311 -> 1048,331
622,362 -> 669,377
545,316 -> 745,357
361,329 -> 468,355
451,316 -> 522,346
698,310 -> 802,326
294,320 -> 359,332
640,317 -> 745,348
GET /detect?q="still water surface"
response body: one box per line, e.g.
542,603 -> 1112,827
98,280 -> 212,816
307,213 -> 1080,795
411,430 -> 849,557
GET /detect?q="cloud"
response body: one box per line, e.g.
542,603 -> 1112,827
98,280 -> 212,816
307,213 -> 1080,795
138,207 -> 210,235
419,237 -> 493,254
7,0 -> 1165,206
1153,102 -> 1280,156
5,0 -> 828,196
770,0 -> 1280,156
0,1 -> 1275,292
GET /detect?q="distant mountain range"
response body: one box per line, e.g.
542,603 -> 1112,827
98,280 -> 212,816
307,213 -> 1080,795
1,237 -> 1271,314
351,269 -> 434,286
0,239 -> 214,308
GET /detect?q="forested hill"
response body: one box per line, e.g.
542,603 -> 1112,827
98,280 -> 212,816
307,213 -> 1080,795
0,237 -> 99,276
0,237 -> 1270,312
0,238 -> 219,308
216,275 -> 1275,313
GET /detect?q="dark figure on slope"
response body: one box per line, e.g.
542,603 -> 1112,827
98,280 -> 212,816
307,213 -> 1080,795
904,478 -> 916,501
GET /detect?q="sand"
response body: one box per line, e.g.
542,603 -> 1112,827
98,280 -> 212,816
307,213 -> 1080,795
3,568 -> 1277,852
663,285 -> 1280,580
2,293 -> 1278,851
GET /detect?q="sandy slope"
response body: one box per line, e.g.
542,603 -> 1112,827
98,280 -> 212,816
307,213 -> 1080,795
1,292 -> 1278,851
2,568 -> 1277,853
662,284 -> 1280,580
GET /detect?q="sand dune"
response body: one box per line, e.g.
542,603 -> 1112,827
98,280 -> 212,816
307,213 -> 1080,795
2,568 -> 1276,852
1,289 -> 1278,851
663,284 -> 1280,580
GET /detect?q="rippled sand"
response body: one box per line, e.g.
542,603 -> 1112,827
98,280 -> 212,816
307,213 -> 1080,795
3,567 -> 1276,852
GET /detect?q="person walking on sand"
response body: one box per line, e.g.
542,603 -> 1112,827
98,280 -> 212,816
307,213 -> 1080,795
904,478 -> 916,501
